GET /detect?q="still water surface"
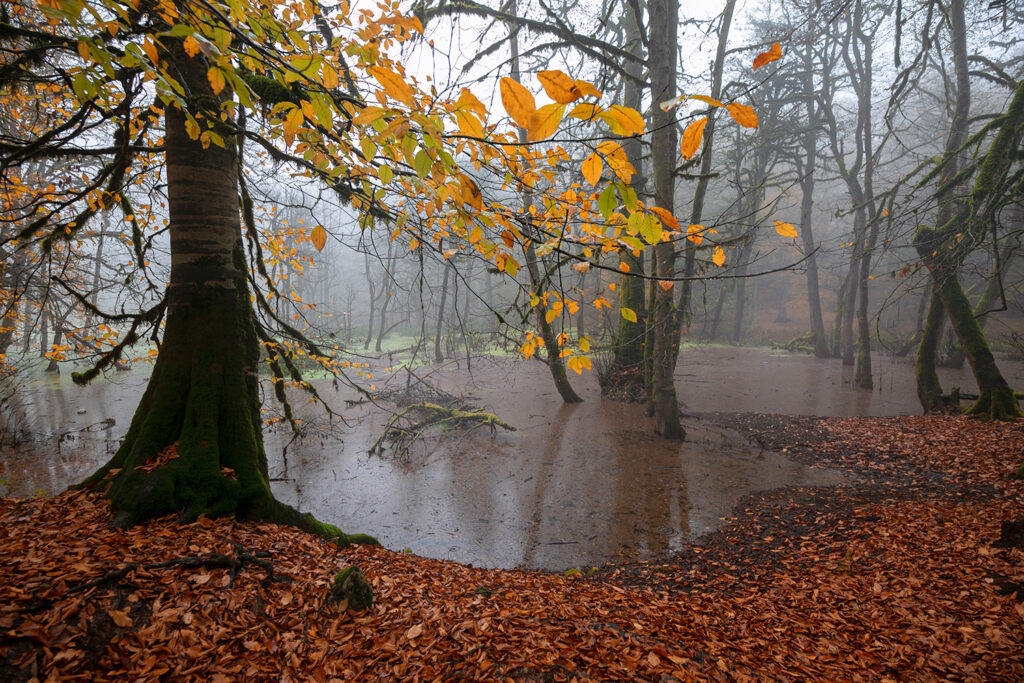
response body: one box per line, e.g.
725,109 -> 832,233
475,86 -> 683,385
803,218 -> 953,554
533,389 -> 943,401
2,347 -> 1018,569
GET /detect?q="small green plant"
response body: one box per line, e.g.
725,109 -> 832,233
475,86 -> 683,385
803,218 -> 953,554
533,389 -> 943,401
564,568 -> 581,577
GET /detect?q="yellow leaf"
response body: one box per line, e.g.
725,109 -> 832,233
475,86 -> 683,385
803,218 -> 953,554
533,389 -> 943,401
368,66 -> 415,107
469,226 -> 483,243
774,220 -> 798,238
527,103 -> 564,142
569,102 -> 601,121
726,102 -> 758,128
680,117 -> 708,160
207,67 -> 225,95
581,152 -> 603,187
712,246 -> 725,267
649,206 -> 679,231
579,337 -> 590,352
753,42 -> 783,71
621,307 -> 637,323
538,69 -> 582,104
322,63 -> 339,89
568,356 -> 583,374
520,341 -> 535,360
545,308 -> 558,324
572,261 -> 590,274
574,79 -> 602,99
601,105 -> 645,136
882,207 -> 889,217
184,117 -> 200,140
183,35 -> 200,58
500,77 -> 536,130
311,225 -> 327,251
688,94 -> 725,108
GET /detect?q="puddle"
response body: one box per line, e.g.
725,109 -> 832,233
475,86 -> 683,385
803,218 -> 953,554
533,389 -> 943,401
3,346 -> 1017,570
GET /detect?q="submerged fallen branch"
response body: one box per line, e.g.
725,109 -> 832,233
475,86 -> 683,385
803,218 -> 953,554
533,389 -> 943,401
370,402 -> 515,456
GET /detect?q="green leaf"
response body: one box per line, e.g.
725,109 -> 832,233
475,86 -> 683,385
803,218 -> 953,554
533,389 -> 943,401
621,307 -> 637,323
414,150 -> 431,178
598,184 -> 617,220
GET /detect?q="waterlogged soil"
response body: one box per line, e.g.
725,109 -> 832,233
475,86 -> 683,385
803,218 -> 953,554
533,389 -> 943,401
2,346 -> 1020,571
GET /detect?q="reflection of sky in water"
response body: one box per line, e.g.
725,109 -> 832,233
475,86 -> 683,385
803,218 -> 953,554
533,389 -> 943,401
4,348 -> 1017,570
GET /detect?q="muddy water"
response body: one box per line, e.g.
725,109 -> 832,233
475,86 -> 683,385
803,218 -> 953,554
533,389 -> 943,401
3,347 -> 1017,569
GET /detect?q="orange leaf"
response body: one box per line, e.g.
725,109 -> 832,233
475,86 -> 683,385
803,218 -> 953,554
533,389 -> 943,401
581,152 -> 603,187
649,206 -> 679,231
726,102 -> 758,128
527,103 -> 564,142
461,176 -> 483,210
712,246 -> 725,266
689,94 -> 725,109
183,35 -> 200,58
368,66 -> 415,108
657,280 -> 673,292
457,87 -> 488,117
108,609 -> 132,627
596,140 -> 634,183
207,67 -> 225,95
455,110 -> 484,138
680,117 -> 708,160
538,70 -> 582,104
569,102 -> 601,121
774,220 -> 798,238
687,224 -> 707,245
311,225 -> 327,251
500,77 -> 536,130
753,42 -> 783,70
573,79 -> 602,99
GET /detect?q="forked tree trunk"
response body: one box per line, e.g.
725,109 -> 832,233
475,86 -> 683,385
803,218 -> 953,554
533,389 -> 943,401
81,45 -> 370,543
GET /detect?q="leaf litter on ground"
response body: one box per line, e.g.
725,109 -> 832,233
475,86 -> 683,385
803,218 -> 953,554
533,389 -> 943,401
0,414 -> 1022,681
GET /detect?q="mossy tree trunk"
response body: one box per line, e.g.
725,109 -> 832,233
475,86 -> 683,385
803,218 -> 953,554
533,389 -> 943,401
914,227 -> 1021,419
915,287 -> 953,412
81,43 -> 364,542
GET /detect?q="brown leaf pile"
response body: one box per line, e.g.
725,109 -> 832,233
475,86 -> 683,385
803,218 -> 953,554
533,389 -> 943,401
2,414 -> 1023,681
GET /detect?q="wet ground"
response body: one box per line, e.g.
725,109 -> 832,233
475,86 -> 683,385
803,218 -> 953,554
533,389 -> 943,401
2,346 -> 1020,570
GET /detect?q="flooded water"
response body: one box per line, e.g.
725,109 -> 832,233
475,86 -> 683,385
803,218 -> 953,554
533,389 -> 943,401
2,346 -> 1019,569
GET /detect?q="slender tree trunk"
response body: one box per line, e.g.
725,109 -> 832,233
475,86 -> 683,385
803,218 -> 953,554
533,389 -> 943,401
611,0 -> 647,373
363,253 -> 376,350
374,241 -> 394,352
434,261 -> 450,363
915,287 -> 951,411
647,0 -> 683,438
679,0 -> 736,323
508,2 -> 581,403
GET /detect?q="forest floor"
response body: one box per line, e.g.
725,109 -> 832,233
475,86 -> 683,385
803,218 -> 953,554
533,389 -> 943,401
1,414 -> 1023,681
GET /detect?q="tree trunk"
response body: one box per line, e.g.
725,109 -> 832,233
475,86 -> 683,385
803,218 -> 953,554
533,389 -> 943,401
915,287 -> 952,411
679,0 -> 734,329
81,44 -> 368,542
362,252 -> 376,350
611,0 -> 647,374
914,227 -> 1021,419
434,260 -> 450,363
647,0 -> 683,438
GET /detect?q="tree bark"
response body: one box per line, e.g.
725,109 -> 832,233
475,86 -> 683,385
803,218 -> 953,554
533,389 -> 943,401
81,40 -> 369,542
647,0 -> 683,438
